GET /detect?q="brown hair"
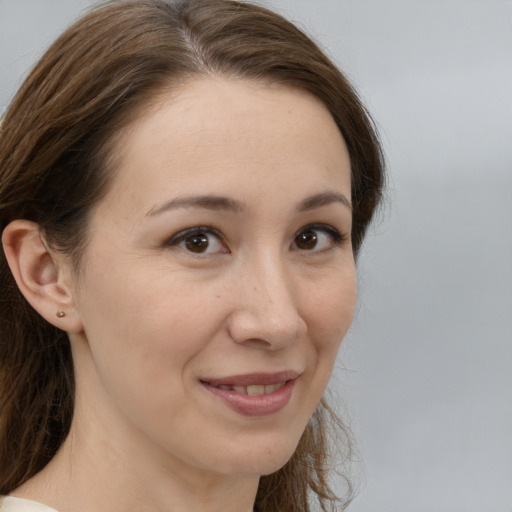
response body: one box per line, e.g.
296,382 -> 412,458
0,0 -> 384,510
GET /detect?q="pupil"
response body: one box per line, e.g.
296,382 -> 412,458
185,234 -> 209,253
297,230 -> 317,250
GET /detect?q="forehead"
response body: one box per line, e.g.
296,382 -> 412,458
105,78 -> 351,213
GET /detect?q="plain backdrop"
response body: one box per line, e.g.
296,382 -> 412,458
1,1 -> 511,511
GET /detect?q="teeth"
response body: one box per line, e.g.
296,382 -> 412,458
214,382 -> 286,395
264,382 -> 285,393
246,385 -> 265,396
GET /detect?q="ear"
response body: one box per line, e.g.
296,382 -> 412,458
2,220 -> 83,333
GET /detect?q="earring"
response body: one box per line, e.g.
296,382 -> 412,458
56,310 -> 66,318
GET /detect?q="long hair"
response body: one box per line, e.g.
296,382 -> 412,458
0,1 -> 385,510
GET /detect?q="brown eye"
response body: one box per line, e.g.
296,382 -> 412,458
295,230 -> 318,250
292,225 -> 344,252
169,227 -> 229,255
184,234 -> 209,253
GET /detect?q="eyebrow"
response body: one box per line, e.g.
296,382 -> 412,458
297,191 -> 352,212
146,190 -> 351,217
146,195 -> 245,216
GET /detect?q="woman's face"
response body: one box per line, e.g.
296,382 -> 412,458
70,78 -> 356,477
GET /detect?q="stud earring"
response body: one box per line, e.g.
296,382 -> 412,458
56,310 -> 66,318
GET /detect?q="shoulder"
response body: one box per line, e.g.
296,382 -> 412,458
0,496 -> 60,512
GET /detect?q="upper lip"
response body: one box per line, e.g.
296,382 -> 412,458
201,370 -> 300,387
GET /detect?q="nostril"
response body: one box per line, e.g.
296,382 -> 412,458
240,337 -> 273,349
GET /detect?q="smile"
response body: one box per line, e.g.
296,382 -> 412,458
201,371 -> 299,417
211,382 -> 286,396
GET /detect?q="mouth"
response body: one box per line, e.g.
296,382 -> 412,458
210,382 -> 286,396
200,371 -> 299,417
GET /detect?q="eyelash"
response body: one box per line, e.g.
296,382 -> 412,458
166,225 -> 229,255
165,223 -> 348,255
293,223 -> 348,251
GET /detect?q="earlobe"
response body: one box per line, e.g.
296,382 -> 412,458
2,220 -> 83,333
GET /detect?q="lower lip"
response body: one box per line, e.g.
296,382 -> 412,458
201,379 -> 296,417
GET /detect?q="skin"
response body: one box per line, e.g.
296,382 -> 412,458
9,78 -> 356,512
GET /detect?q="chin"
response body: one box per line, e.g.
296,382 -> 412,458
208,432 -> 302,477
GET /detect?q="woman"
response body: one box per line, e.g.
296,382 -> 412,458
0,1 -> 384,511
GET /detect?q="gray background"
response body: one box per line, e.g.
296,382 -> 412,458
1,1 -> 511,510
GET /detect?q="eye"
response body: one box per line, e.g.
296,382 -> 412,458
167,227 -> 229,255
292,224 -> 345,252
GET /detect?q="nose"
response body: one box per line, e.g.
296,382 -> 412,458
226,254 -> 307,350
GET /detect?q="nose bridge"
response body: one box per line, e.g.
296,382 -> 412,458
252,250 -> 294,314
228,248 -> 306,348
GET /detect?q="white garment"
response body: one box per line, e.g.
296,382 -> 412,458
0,496 -> 59,512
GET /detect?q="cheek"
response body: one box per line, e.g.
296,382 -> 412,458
302,266 -> 357,380
75,250 -> 238,411
73,263 -> 226,434
306,267 -> 357,340
78,265 -> 221,369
